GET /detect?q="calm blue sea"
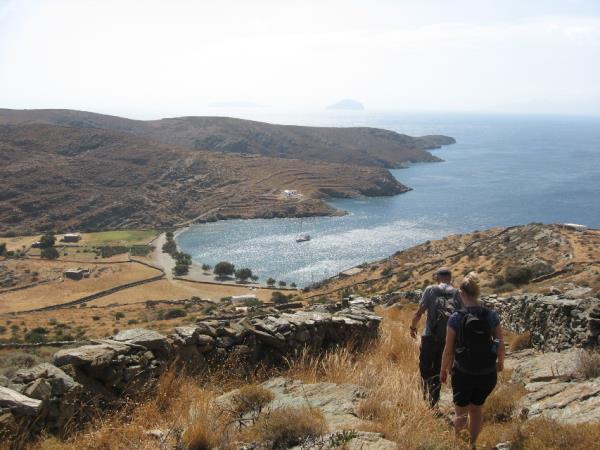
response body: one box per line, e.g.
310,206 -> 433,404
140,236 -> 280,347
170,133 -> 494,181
176,112 -> 600,286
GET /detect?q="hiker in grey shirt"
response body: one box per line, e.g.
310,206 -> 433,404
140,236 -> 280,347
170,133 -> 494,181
410,267 -> 461,407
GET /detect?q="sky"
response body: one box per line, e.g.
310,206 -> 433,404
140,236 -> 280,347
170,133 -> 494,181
0,0 -> 599,118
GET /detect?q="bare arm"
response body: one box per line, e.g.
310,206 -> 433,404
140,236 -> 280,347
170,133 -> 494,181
494,324 -> 505,372
410,303 -> 427,338
440,326 -> 456,383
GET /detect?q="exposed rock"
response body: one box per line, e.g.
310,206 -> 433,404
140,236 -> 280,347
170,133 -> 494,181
53,344 -> 116,367
0,386 -> 42,416
111,329 -> 170,352
259,378 -> 366,430
510,348 -> 600,424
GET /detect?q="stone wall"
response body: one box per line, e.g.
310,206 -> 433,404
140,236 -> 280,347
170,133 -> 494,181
482,289 -> 600,351
0,305 -> 380,437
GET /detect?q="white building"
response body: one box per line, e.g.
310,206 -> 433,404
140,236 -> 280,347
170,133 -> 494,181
230,294 -> 258,304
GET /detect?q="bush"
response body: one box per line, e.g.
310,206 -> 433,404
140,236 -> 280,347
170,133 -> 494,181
164,308 -> 187,320
242,406 -> 327,449
229,384 -> 275,421
99,246 -> 129,258
173,262 -> 190,276
278,280 -> 287,287
271,291 -> 289,304
24,327 -> 48,343
235,267 -> 253,282
266,277 -> 276,286
201,263 -> 212,271
41,247 -> 59,260
0,242 -> 6,257
290,282 -> 297,288
381,266 -> 393,277
576,350 -> 600,379
483,380 -> 527,423
510,332 -> 532,351
39,233 -> 56,248
115,312 -> 125,320
214,261 -> 235,277
504,266 -> 533,286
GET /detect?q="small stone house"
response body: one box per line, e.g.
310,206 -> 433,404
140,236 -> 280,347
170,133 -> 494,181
62,233 -> 82,243
64,268 -> 90,280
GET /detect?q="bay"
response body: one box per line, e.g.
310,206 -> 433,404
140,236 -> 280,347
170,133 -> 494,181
176,112 -> 600,286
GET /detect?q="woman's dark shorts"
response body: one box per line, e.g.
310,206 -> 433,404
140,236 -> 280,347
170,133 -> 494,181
451,368 -> 497,406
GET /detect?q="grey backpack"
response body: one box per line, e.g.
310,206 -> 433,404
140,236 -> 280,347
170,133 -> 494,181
431,286 -> 457,343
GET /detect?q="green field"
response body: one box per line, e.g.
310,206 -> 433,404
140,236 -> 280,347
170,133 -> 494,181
79,230 -> 158,246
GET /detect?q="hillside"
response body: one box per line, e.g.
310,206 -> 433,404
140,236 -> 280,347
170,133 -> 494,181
0,124 -> 408,233
0,109 -> 455,168
309,223 -> 600,298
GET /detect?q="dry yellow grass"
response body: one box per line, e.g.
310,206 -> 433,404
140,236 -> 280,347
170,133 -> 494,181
17,306 -> 600,450
0,262 -> 160,314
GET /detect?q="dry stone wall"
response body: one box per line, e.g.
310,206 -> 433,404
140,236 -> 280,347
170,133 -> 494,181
482,289 -> 599,351
0,305 -> 380,437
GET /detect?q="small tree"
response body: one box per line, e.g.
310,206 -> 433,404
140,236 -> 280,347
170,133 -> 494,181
214,261 -> 235,277
290,282 -> 297,288
266,277 -> 276,286
271,291 -> 289,305
173,262 -> 189,276
39,233 -> 56,248
235,268 -> 252,282
278,280 -> 287,287
41,247 -> 59,260
201,263 -> 212,271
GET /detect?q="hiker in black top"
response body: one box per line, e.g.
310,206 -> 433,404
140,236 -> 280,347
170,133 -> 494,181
440,272 -> 505,450
410,267 -> 461,407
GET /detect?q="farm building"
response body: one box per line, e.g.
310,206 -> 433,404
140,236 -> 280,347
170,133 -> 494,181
64,268 -> 90,280
62,233 -> 82,243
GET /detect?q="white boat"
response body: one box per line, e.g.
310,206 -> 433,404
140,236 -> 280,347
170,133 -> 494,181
296,233 -> 311,243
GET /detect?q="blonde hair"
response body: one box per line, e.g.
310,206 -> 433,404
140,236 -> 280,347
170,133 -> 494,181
460,272 -> 480,298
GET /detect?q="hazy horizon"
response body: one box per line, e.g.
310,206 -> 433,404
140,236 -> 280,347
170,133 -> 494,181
1,0 -> 599,119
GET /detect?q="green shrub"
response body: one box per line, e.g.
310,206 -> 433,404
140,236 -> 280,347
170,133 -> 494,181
24,327 -> 48,343
278,280 -> 287,287
214,261 -> 235,277
235,268 -> 253,282
41,247 -> 59,260
115,312 -> 125,320
271,291 -> 289,304
505,266 -> 533,286
164,308 -> 187,319
266,277 -> 276,286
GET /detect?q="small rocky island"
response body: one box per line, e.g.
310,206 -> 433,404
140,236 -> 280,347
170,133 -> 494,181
326,98 -> 365,110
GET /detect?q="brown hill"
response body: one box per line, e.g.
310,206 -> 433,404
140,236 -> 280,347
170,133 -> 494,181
0,124 -> 408,234
0,109 -> 455,168
308,223 -> 600,298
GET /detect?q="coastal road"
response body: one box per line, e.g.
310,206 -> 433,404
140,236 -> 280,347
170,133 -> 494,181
151,233 -> 175,279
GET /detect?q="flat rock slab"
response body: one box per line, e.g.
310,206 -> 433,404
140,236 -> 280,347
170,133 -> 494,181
260,377 -> 367,430
291,431 -> 397,450
111,328 -> 169,351
509,349 -> 579,383
522,378 -> 600,424
53,344 -> 116,367
0,386 -> 42,416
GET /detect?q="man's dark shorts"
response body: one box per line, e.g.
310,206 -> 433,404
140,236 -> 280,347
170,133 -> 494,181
451,368 -> 497,406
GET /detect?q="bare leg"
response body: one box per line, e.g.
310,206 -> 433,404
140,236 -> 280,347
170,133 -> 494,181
454,405 -> 469,436
468,404 -> 483,447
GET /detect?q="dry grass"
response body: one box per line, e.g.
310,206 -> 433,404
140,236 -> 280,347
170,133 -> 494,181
510,332 -> 532,352
22,305 -> 600,450
229,384 -> 275,418
239,406 -> 327,449
483,373 -> 527,423
575,349 -> 600,379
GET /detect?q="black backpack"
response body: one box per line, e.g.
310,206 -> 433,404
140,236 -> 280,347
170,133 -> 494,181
431,286 -> 457,343
455,307 -> 497,373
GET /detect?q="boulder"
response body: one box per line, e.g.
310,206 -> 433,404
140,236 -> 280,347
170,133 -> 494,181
53,345 -> 116,368
0,386 -> 43,416
111,329 -> 170,352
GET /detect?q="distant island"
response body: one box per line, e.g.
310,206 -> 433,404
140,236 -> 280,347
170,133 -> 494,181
327,99 -> 365,110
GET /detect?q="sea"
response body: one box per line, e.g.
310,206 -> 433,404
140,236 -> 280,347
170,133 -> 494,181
176,111 -> 600,287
